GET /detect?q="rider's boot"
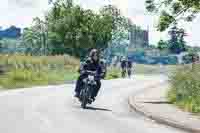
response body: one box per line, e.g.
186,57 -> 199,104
91,97 -> 95,102
88,98 -> 93,104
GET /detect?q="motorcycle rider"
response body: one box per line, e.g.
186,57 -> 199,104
120,57 -> 127,77
74,49 -> 103,101
127,58 -> 132,77
99,55 -> 107,79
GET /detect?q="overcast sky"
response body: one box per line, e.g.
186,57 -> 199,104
0,0 -> 200,46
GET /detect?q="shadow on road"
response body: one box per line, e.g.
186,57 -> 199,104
143,101 -> 172,104
84,106 -> 112,112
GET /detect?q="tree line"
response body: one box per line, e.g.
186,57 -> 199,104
146,0 -> 200,54
22,0 -> 129,58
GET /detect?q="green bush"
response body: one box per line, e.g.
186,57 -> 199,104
0,54 -> 79,70
0,68 -> 48,89
167,88 -> 177,103
106,67 -> 121,80
168,65 -> 200,113
0,54 -> 79,89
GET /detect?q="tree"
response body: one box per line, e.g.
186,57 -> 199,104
21,16 -> 50,56
100,5 -> 129,42
22,26 -> 43,55
145,0 -> 200,31
32,17 -> 48,55
0,38 -> 2,53
157,39 -> 169,50
168,25 -> 187,54
46,0 -> 114,57
177,28 -> 187,51
22,28 -> 37,55
183,52 -> 199,64
21,0 -> 128,57
100,5 -> 130,59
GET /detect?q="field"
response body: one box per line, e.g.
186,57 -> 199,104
133,64 -> 180,75
0,54 -> 80,89
0,54 -> 188,91
168,64 -> 200,113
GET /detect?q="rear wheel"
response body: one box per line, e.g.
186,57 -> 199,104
128,69 -> 131,78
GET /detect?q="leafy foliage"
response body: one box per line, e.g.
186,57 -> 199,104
105,67 -> 121,80
0,54 -> 79,89
22,17 -> 48,55
145,0 -> 200,31
169,66 -> 200,113
168,25 -> 187,54
157,25 -> 187,54
157,39 -> 169,50
182,51 -> 199,64
45,0 -> 115,57
1,1 -> 130,57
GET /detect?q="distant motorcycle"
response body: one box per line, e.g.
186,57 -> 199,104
79,70 -> 99,109
100,59 -> 107,79
121,68 -> 126,78
127,68 -> 132,78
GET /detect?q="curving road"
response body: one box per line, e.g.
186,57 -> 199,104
0,75 -> 187,133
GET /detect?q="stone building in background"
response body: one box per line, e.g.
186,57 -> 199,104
128,24 -> 149,50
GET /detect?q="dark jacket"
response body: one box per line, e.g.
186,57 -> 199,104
79,58 -> 103,79
121,60 -> 127,68
127,61 -> 132,68
99,59 -> 107,79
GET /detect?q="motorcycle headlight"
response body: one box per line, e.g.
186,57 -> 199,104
88,75 -> 94,80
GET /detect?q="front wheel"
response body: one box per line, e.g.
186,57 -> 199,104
80,90 -> 87,109
80,85 -> 90,109
128,70 -> 131,78
81,98 -> 87,109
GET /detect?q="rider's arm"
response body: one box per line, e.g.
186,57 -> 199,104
97,64 -> 106,79
79,59 -> 91,75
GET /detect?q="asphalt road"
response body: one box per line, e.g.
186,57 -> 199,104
0,75 -> 187,133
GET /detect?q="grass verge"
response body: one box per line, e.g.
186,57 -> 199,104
105,67 -> 121,80
168,65 -> 200,113
0,54 -> 79,89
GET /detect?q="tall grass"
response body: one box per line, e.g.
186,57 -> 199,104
168,64 -> 200,113
105,64 -> 180,79
0,54 -> 79,69
134,64 -> 179,74
105,67 -> 121,80
0,54 -> 79,89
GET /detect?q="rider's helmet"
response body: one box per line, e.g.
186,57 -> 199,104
121,56 -> 126,61
89,49 -> 98,57
89,49 -> 99,62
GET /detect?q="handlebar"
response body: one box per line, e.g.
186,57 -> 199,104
81,70 -> 97,75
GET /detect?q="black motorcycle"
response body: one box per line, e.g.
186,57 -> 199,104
79,70 -> 98,109
127,68 -> 132,78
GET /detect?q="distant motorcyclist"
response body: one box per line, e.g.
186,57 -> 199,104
120,57 -> 127,77
127,58 -> 133,78
74,49 -> 103,101
99,57 -> 107,79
